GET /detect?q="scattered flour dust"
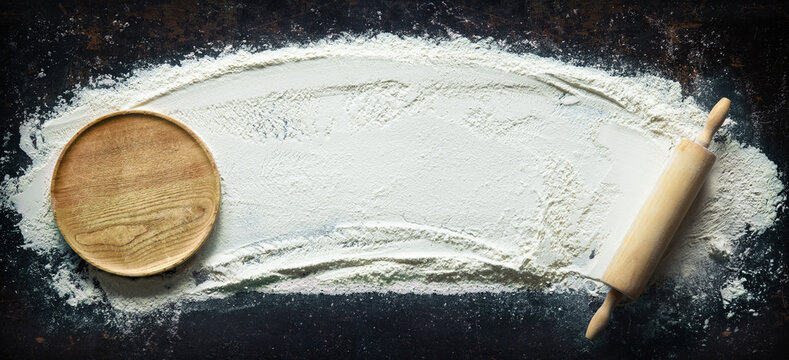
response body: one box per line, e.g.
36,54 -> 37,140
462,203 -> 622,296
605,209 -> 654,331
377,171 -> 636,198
3,34 -> 784,314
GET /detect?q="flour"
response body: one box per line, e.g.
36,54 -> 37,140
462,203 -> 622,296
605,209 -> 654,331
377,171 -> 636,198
2,34 -> 784,314
720,278 -> 750,307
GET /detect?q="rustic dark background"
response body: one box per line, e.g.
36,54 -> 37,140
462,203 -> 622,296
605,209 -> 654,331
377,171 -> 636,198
1,1 -> 788,359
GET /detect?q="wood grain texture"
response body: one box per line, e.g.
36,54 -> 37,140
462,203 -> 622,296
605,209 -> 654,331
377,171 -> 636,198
50,111 -> 221,277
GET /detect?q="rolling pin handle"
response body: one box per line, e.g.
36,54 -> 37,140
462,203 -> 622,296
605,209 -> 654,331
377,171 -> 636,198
585,288 -> 624,340
694,98 -> 731,148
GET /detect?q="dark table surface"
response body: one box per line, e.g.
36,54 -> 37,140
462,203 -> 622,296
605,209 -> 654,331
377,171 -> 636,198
2,1 -> 788,359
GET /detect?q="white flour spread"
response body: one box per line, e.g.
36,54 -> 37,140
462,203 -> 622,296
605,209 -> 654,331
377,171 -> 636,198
3,34 -> 784,314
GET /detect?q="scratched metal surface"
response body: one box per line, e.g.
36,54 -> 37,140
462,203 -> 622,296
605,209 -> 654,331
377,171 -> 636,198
1,1 -> 787,358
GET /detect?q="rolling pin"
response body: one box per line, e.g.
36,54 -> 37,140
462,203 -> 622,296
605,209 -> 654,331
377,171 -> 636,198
585,98 -> 731,340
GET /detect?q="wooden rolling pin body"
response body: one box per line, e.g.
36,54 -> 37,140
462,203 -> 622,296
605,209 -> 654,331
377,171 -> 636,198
585,98 -> 731,340
602,139 -> 715,299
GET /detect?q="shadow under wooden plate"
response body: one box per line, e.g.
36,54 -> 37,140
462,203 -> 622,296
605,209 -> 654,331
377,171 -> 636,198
50,110 -> 221,277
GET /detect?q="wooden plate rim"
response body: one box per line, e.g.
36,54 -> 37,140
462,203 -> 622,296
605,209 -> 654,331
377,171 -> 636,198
50,110 -> 222,277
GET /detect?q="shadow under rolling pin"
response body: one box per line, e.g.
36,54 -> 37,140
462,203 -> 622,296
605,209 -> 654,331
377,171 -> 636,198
585,98 -> 732,340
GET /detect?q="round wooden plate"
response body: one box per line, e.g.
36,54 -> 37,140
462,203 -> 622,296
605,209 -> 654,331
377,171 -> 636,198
50,110 -> 221,277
